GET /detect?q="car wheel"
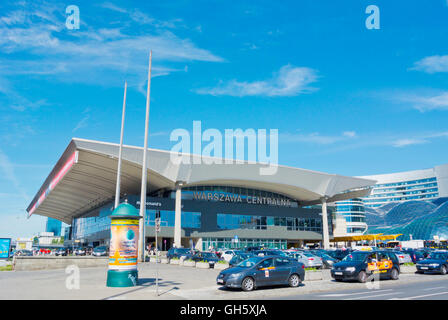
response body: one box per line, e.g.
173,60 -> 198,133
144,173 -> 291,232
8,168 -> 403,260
440,265 -> 447,275
390,268 -> 399,280
357,271 -> 367,283
335,279 -> 343,282
288,274 -> 301,287
241,277 -> 255,292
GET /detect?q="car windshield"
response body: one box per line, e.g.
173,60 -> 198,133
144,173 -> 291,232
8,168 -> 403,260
94,246 -> 106,251
429,253 -> 448,260
236,257 -> 263,268
342,252 -> 369,262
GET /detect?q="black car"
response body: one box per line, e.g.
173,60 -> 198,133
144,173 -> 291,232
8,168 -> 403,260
229,253 -> 255,267
217,256 -> 305,291
331,250 -> 400,283
55,248 -> 68,256
190,251 -> 221,267
166,247 -> 192,259
416,251 -> 448,274
326,249 -> 353,262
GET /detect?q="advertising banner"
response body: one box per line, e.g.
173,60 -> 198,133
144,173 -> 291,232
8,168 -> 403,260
0,238 -> 11,259
109,219 -> 139,271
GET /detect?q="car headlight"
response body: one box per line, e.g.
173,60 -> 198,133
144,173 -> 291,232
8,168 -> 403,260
345,267 -> 356,272
228,273 -> 241,279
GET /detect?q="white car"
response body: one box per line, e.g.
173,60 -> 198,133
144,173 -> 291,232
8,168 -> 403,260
221,250 -> 243,262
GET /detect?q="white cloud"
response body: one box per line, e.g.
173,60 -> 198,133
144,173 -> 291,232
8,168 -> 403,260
391,138 -> 428,148
397,91 -> 448,112
0,2 -> 223,90
411,55 -> 448,73
196,65 -> 318,97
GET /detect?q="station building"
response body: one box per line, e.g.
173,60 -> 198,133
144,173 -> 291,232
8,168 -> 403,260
27,138 -> 375,250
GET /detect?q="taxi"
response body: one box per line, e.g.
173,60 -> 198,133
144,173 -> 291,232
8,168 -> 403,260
331,250 -> 400,283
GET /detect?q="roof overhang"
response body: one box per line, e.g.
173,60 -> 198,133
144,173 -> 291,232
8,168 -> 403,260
27,138 -> 376,224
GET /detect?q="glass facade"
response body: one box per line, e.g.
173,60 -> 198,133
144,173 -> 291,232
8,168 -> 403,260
335,199 -> 367,235
201,237 -> 287,251
363,177 -> 439,208
366,197 -> 448,240
145,210 -> 201,228
46,217 -> 62,236
217,213 -> 324,232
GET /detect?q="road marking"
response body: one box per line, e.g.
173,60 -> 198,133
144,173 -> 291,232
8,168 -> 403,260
422,286 -> 446,291
320,289 -> 392,297
344,292 -> 400,300
394,291 -> 448,300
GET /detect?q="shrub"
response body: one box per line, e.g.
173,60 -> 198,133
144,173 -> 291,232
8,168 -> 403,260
217,260 -> 228,264
402,263 -> 415,266
171,257 -> 179,260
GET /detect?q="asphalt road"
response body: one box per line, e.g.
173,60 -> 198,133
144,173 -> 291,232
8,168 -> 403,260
277,276 -> 448,300
1,262 -> 448,300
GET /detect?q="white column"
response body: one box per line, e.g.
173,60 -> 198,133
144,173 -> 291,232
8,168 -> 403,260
321,198 -> 330,250
174,184 -> 182,248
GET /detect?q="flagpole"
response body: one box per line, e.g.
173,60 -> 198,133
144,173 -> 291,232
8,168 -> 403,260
138,51 -> 152,263
114,81 -> 127,209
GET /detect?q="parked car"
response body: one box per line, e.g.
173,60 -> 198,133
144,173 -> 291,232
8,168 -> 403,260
325,249 -> 353,262
416,251 -> 448,274
229,253 -> 254,267
288,251 -> 323,269
392,251 -> 413,264
244,246 -> 263,252
190,251 -> 222,267
331,250 -> 400,283
74,247 -> 87,256
310,250 -> 338,268
402,249 -> 426,263
166,247 -> 192,260
55,248 -> 68,256
252,249 -> 288,257
216,256 -> 305,291
221,250 -> 244,262
16,249 -> 33,256
92,246 -> 108,257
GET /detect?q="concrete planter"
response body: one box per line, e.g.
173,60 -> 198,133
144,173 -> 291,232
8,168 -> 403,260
13,256 -> 108,271
161,258 -> 169,264
400,265 -> 416,274
182,260 -> 196,267
304,270 -> 323,281
170,259 -> 180,265
196,262 -> 210,269
214,262 -> 229,270
149,256 -> 161,263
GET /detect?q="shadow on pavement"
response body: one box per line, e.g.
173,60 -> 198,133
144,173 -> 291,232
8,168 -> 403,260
101,278 -> 182,300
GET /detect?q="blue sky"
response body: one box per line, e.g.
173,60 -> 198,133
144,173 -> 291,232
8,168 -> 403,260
1,0 -> 448,238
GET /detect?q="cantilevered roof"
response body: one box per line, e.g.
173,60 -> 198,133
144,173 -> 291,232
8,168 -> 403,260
27,138 -> 376,224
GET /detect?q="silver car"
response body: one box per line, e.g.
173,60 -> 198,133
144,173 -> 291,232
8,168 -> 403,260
393,251 -> 413,264
288,251 -> 323,268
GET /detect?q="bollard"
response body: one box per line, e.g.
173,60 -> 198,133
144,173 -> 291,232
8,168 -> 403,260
106,203 -> 142,287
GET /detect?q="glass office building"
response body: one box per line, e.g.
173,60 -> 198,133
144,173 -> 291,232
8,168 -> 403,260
45,217 -> 62,236
336,163 -> 448,238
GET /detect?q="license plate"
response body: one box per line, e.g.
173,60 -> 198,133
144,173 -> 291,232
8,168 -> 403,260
217,279 -> 224,284
335,272 -> 343,275
420,267 -> 428,270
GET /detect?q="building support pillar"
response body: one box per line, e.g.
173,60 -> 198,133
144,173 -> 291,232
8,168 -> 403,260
174,181 -> 184,248
321,197 -> 330,250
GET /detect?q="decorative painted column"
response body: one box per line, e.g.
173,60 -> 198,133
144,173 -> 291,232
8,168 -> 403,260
321,197 -> 330,250
174,181 -> 184,248
107,202 -> 141,287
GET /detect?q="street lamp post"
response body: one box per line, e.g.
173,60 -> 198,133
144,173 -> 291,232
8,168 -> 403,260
138,51 -> 153,263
